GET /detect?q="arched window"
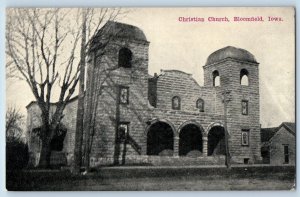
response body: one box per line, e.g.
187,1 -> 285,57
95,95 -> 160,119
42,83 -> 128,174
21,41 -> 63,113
240,69 -> 249,86
118,48 -> 132,68
196,98 -> 204,112
212,70 -> 220,87
172,96 -> 181,110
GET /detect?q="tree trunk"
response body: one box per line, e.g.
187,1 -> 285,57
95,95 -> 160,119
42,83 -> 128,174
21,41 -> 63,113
38,108 -> 61,169
37,110 -> 52,168
83,51 -> 97,170
72,9 -> 87,174
38,136 -> 51,168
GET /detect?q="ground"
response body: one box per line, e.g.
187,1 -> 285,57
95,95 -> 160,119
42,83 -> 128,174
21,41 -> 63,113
6,165 -> 295,191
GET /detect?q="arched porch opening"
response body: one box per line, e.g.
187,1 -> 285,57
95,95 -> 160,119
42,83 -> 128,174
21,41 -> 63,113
179,124 -> 203,157
147,122 -> 174,156
207,126 -> 226,156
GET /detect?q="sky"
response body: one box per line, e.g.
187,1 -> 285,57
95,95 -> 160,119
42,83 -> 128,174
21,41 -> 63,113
6,7 -> 295,128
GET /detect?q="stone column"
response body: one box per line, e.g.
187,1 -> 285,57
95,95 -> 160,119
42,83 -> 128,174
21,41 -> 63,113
174,136 -> 179,157
202,136 -> 208,156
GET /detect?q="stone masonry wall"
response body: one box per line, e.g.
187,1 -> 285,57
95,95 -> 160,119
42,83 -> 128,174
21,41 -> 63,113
84,37 -> 150,165
85,41 -> 262,165
203,59 -> 261,163
155,70 -> 223,115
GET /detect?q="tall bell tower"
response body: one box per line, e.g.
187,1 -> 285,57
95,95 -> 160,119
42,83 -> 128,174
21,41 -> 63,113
84,21 -> 150,165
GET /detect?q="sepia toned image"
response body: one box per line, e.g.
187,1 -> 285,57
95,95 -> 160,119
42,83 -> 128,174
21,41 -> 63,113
5,7 -> 295,191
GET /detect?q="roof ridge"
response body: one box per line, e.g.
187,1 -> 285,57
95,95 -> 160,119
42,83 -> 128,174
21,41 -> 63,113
161,69 -> 192,76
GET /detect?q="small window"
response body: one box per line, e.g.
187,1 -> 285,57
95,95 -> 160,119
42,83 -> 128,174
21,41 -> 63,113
172,96 -> 181,110
244,158 -> 249,164
118,123 -> 129,142
241,100 -> 248,115
196,98 -> 204,112
283,145 -> 289,164
119,86 -> 129,104
118,48 -> 132,68
212,70 -> 220,87
241,130 -> 249,146
240,69 -> 249,86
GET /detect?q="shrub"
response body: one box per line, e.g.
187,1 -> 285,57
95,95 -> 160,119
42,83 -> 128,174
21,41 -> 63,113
6,139 -> 29,170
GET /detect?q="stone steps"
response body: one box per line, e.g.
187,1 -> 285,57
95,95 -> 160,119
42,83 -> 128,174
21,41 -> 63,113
150,156 -> 226,166
50,151 -> 67,166
123,155 -> 226,166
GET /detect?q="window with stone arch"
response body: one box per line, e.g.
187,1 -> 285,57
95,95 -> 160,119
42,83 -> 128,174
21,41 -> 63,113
118,47 -> 132,68
196,98 -> 204,112
212,70 -> 220,87
172,96 -> 181,110
240,69 -> 249,86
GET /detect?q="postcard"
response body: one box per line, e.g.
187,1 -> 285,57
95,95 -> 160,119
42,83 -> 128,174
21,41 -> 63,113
6,7 -> 295,191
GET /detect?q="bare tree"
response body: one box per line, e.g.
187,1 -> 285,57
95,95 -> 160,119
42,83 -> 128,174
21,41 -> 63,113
6,106 -> 24,142
6,8 -> 129,169
6,8 -> 83,168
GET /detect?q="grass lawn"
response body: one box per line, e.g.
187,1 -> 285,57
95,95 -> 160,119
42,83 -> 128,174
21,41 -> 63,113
6,165 -> 295,191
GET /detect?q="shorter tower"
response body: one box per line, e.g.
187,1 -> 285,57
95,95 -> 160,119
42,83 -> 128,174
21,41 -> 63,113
203,46 -> 261,164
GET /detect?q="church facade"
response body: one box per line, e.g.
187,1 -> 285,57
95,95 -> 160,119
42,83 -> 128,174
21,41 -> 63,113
27,21 -> 262,167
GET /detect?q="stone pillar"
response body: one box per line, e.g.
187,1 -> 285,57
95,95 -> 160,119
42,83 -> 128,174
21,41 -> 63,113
202,136 -> 208,156
174,136 -> 179,157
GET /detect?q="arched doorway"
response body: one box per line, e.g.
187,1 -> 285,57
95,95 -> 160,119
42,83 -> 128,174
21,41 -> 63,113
208,126 -> 226,156
49,123 -> 67,152
147,122 -> 174,156
179,124 -> 203,157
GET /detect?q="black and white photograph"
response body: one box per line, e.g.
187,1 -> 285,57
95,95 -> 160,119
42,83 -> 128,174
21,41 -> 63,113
5,7 -> 295,191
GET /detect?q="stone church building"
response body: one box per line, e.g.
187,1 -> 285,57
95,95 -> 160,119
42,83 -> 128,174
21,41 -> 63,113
27,21 -> 262,167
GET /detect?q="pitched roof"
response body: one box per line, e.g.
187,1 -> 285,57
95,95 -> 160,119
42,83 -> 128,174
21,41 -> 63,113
261,127 -> 278,142
281,122 -> 295,134
261,122 -> 295,143
90,21 -> 147,45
